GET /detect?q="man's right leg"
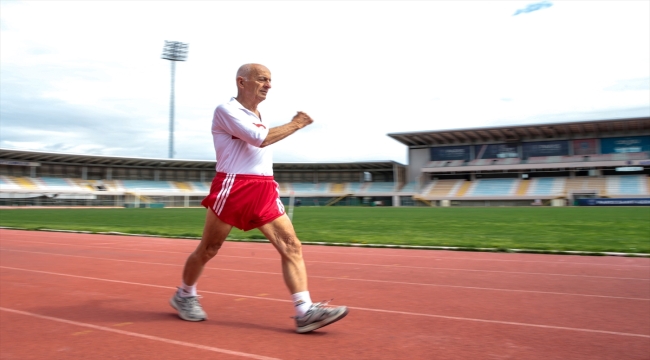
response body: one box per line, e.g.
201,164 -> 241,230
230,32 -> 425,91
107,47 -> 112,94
170,209 -> 232,321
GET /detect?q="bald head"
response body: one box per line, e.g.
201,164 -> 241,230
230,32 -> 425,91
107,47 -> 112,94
236,63 -> 269,80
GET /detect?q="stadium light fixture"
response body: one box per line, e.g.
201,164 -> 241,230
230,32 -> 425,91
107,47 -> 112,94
161,40 -> 189,158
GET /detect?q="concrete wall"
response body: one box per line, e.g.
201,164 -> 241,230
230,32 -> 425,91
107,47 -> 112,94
407,148 -> 429,184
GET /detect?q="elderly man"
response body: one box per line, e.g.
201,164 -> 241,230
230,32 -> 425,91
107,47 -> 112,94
170,63 -> 348,334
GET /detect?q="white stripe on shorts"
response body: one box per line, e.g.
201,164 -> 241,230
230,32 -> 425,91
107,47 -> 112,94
275,182 -> 285,214
213,173 -> 235,215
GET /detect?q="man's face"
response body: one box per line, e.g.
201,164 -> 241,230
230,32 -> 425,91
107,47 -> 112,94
242,65 -> 272,101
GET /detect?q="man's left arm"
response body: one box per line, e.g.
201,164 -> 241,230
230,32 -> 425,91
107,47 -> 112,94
260,112 -> 313,148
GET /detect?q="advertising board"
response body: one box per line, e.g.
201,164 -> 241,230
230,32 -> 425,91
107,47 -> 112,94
577,198 -> 650,206
522,140 -> 569,158
601,136 -> 650,154
474,143 -> 519,159
572,138 -> 598,155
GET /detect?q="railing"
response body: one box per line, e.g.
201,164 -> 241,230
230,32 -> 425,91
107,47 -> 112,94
423,152 -> 649,168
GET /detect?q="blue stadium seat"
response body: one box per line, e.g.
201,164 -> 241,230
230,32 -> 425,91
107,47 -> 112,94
189,182 -> 210,192
468,179 -> 517,196
364,182 -> 395,192
399,182 -> 418,192
528,178 -> 557,196
121,180 -> 176,191
616,175 -> 646,195
347,182 -> 363,192
290,183 -> 319,192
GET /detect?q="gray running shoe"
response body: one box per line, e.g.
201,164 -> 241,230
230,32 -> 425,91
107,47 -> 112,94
295,301 -> 348,333
169,289 -> 207,321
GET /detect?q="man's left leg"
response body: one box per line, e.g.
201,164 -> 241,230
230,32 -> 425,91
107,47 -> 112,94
258,214 -> 348,333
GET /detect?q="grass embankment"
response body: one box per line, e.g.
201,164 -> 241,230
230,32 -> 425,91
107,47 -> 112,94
0,207 -> 648,253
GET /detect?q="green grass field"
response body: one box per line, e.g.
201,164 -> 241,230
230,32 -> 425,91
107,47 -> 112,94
1,207 -> 648,254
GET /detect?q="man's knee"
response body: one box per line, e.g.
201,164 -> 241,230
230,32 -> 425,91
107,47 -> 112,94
278,235 -> 303,258
204,242 -> 223,258
194,241 -> 223,263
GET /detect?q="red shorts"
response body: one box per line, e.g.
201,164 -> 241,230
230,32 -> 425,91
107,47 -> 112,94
201,172 -> 285,231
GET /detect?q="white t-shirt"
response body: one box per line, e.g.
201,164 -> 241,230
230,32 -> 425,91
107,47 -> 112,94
212,98 -> 272,175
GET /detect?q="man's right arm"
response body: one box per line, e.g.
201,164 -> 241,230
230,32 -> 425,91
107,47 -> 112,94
260,112 -> 313,148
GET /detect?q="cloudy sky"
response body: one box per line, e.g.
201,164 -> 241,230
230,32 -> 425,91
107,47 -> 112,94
1,1 -> 648,164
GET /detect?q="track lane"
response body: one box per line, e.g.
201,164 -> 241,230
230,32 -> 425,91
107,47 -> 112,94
1,265 -> 649,360
2,230 -> 649,359
2,247 -> 648,337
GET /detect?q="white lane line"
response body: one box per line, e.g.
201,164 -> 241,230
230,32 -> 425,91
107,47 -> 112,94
1,266 -> 648,339
3,234 -> 648,268
307,251 -> 650,267
304,260 -> 650,281
1,239 -> 189,254
348,306 -> 650,339
2,248 -> 648,301
1,240 -> 647,280
0,266 -> 287,303
0,307 -> 281,360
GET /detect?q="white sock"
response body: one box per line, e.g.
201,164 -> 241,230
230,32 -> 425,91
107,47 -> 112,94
179,281 -> 197,297
291,291 -> 313,317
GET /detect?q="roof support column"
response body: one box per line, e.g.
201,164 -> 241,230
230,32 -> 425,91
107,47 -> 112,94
393,163 -> 398,184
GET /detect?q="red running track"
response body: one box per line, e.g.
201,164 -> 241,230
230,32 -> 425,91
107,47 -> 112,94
0,229 -> 648,359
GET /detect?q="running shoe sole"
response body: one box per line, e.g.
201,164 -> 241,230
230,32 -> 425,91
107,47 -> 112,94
296,307 -> 348,333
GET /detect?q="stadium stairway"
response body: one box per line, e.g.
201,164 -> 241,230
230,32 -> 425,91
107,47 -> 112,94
330,183 -> 346,194
172,181 -> 192,192
68,178 -> 95,191
516,179 -> 530,196
10,177 -> 38,190
420,181 -> 436,195
454,180 -> 473,197
100,180 -> 122,192
325,195 -> 349,206
426,179 -> 463,197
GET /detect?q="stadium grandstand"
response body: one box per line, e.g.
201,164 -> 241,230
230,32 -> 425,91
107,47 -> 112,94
1,116 -> 648,207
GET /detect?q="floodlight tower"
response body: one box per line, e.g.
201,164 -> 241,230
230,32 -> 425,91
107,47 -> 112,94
161,41 -> 188,158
